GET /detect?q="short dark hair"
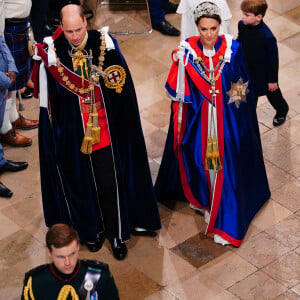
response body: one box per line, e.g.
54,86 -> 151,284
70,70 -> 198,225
46,224 -> 79,251
241,0 -> 268,17
60,3 -> 85,24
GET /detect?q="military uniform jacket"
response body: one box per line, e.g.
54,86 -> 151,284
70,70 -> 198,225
21,260 -> 119,300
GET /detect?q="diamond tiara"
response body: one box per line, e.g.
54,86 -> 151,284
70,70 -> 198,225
193,2 -> 221,23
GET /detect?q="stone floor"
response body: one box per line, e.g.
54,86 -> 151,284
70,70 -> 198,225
0,0 -> 300,299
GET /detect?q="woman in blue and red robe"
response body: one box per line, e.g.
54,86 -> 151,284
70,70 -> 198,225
155,1 -> 270,247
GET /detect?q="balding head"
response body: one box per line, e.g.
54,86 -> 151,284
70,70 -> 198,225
60,4 -> 84,25
60,4 -> 87,46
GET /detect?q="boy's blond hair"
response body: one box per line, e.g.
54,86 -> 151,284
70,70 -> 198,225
241,0 -> 268,17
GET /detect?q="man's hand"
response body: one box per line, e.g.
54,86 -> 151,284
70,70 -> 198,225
268,82 -> 278,92
6,71 -> 16,86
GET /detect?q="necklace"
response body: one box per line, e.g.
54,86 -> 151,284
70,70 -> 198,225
195,56 -> 226,87
195,54 -> 225,172
56,32 -> 106,95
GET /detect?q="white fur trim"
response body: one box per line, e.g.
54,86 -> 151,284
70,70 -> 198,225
44,36 -> 57,66
98,26 -> 115,51
223,34 -> 233,62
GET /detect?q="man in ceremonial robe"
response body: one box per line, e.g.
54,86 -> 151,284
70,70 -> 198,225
155,1 -> 270,247
34,2 -> 161,260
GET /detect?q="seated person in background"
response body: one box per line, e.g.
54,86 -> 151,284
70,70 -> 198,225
21,224 -> 120,300
0,36 -> 28,198
2,0 -> 39,147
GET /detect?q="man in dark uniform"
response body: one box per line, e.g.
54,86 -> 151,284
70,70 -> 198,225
21,224 -> 119,300
34,2 -> 161,260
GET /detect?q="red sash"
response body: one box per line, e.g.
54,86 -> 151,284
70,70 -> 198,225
36,43 -> 111,151
172,36 -> 227,233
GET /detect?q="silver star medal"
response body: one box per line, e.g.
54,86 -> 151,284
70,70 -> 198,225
227,78 -> 249,108
84,279 -> 94,300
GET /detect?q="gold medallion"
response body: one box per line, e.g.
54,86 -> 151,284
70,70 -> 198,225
104,65 -> 126,93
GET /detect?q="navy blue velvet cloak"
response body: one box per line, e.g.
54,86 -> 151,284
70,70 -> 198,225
37,30 -> 161,244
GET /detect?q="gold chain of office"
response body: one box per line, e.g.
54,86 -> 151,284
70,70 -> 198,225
56,33 -> 106,94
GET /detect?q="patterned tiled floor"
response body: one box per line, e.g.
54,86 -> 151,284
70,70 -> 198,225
0,0 -> 299,299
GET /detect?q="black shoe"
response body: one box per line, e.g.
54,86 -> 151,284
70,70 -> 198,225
25,86 -> 34,94
0,182 -> 13,198
85,234 -> 105,252
273,108 -> 289,126
165,2 -> 178,14
20,87 -> 33,99
0,160 -> 28,173
109,238 -> 128,260
131,228 -> 157,237
152,20 -> 180,36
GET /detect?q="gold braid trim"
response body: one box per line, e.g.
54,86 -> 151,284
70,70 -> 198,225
57,285 -> 79,300
196,57 -> 225,172
57,57 -> 95,95
23,276 -> 35,300
80,33 -> 105,154
80,113 -> 93,154
91,103 -> 100,144
55,32 -> 106,95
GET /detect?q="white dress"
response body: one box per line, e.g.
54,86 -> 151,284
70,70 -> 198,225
177,0 -> 232,41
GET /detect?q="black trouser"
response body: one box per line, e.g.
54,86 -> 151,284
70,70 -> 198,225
30,0 -> 51,43
91,146 -> 119,241
255,88 -> 289,115
149,0 -> 168,24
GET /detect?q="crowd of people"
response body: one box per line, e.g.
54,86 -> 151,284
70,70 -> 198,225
0,0 -> 290,298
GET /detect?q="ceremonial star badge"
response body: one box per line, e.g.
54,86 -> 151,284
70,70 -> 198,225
227,78 -> 249,108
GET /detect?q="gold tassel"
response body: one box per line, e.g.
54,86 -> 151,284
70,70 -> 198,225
91,103 -> 100,144
211,135 -> 222,171
205,136 -> 213,170
80,114 -> 93,154
80,64 -> 84,88
92,126 -> 100,144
